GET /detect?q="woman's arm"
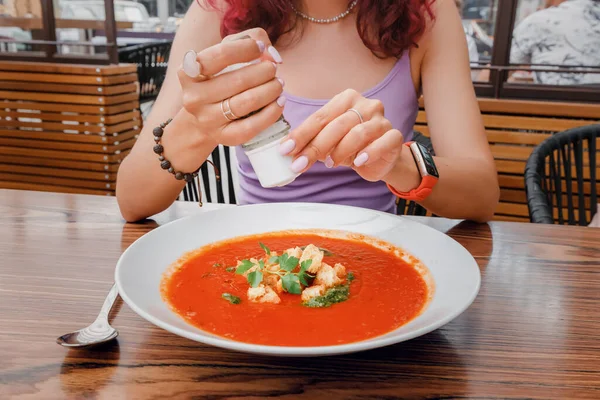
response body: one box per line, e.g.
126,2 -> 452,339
116,3 -> 222,222
116,3 -> 284,222
387,0 -> 499,222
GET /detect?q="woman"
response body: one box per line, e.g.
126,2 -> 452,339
116,0 -> 499,222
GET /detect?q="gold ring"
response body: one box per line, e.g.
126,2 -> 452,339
221,98 -> 239,122
347,108 -> 364,124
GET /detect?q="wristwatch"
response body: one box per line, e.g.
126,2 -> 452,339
387,141 -> 439,201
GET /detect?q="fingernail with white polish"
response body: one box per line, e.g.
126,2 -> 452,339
277,78 -> 285,87
271,61 -> 278,71
256,40 -> 266,53
325,156 -> 334,169
279,139 -> 295,155
354,152 -> 369,167
290,156 -> 308,173
183,50 -> 200,78
277,95 -> 287,107
268,46 -> 283,63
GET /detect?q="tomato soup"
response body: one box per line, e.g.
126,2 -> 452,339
161,231 -> 431,347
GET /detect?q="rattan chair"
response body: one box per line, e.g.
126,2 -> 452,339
524,124 -> 598,225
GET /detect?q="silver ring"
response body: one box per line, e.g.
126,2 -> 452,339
221,98 -> 239,122
347,108 -> 364,124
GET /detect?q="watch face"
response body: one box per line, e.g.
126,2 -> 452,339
415,142 -> 439,178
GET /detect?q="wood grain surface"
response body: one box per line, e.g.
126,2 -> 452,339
1,189 -> 599,399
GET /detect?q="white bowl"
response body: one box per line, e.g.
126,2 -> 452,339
115,203 -> 480,357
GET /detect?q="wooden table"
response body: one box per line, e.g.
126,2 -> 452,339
1,189 -> 599,399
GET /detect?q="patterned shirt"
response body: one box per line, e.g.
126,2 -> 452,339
510,0 -> 600,85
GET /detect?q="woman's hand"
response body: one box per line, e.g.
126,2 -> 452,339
177,28 -> 286,148
279,89 -> 407,183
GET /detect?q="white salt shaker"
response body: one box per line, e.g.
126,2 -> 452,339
217,62 -> 299,188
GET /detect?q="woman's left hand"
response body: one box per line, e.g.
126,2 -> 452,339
279,89 -> 405,182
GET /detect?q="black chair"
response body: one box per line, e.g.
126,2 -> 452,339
118,41 -> 172,106
181,131 -> 435,217
181,145 -> 238,205
524,124 -> 598,225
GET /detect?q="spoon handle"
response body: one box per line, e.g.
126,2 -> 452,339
94,283 -> 119,323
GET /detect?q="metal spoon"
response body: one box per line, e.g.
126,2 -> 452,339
56,283 -> 120,347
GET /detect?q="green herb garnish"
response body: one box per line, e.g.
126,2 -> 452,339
235,259 -> 255,275
222,293 -> 241,304
347,271 -> 355,282
303,285 -> 350,308
282,273 -> 302,294
225,267 -> 235,272
259,242 -> 271,255
213,263 -> 221,268
247,270 -> 263,288
278,253 -> 299,272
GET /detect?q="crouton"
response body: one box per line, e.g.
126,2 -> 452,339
333,263 -> 347,279
300,244 -> 323,273
264,274 -> 284,294
314,263 -> 342,288
247,284 -> 281,304
285,247 -> 303,259
301,285 -> 326,302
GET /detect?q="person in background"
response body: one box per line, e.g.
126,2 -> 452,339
454,0 -> 482,81
510,0 -> 600,85
116,0 -> 499,223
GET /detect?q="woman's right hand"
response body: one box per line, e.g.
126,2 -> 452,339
176,28 -> 286,148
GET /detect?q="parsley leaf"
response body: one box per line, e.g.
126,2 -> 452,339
298,272 -> 310,286
279,254 -> 299,272
258,259 -> 265,270
268,255 -> 280,264
282,273 -> 302,294
347,271 -> 355,282
300,259 -> 312,272
247,270 -> 263,288
235,259 -> 255,275
259,242 -> 270,255
213,263 -> 221,268
222,293 -> 241,304
225,267 -> 235,272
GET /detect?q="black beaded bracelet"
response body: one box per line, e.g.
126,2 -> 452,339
153,118 -> 221,207
152,118 -> 199,183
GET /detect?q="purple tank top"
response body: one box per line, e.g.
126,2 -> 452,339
235,51 -> 418,213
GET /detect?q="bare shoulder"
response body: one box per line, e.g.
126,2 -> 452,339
174,0 -> 224,51
409,0 -> 461,90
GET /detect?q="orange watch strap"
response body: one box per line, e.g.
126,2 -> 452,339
387,142 -> 438,201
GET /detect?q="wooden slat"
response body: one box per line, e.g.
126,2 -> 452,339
1,155 -> 121,172
477,98 -> 600,119
0,61 -> 136,76
0,119 -> 140,134
0,164 -> 117,181
0,128 -> 139,144
0,146 -> 129,163
0,100 -> 139,115
0,172 -> 116,190
486,130 -> 550,145
0,137 -> 136,153
491,145 -> 534,161
500,189 -> 527,204
0,81 -> 138,96
0,72 -> 138,85
0,181 -> 113,196
499,174 -> 600,195
0,91 -> 138,105
418,97 -> 600,119
0,110 -> 140,124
